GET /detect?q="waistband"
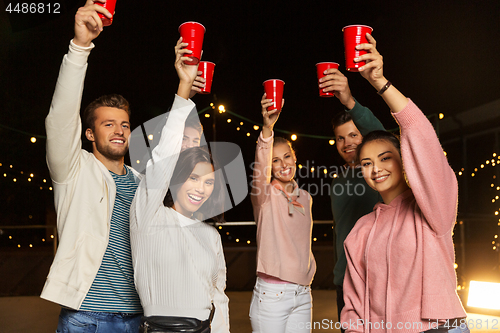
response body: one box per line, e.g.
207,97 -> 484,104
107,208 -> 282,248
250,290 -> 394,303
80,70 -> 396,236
255,277 -> 310,292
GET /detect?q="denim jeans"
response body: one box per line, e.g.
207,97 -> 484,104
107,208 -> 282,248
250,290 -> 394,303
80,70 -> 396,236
56,307 -> 142,333
249,277 -> 313,333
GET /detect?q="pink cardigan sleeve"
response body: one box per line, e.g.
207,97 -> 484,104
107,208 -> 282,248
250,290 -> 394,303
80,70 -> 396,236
393,99 -> 458,236
250,131 -> 273,208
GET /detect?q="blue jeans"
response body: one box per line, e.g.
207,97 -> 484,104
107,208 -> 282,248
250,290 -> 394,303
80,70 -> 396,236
56,308 -> 142,333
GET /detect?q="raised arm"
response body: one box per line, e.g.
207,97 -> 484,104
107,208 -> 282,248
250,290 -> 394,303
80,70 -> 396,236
132,38 -> 197,227
356,34 -> 408,113
320,67 -> 385,135
45,0 -> 111,183
358,35 -> 458,235
250,94 -> 282,207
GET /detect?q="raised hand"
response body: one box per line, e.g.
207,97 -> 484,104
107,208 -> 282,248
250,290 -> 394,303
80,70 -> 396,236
357,34 -> 408,112
189,71 -> 206,99
73,0 -> 112,47
174,37 -> 200,100
261,93 -> 283,138
319,68 -> 355,109
356,34 -> 386,89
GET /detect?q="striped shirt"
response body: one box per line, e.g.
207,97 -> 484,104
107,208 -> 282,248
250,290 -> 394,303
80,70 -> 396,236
80,166 -> 142,313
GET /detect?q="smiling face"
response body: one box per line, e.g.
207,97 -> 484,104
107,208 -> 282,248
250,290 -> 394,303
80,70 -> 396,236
334,120 -> 363,167
359,139 -> 409,204
85,106 -> 131,162
182,126 -> 201,151
172,162 -> 215,218
272,143 -> 296,189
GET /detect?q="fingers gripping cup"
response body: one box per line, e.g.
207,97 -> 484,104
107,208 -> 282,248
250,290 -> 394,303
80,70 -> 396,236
198,61 -> 215,94
263,79 -> 285,112
316,62 -> 339,97
179,22 -> 206,65
343,25 -> 373,72
96,0 -> 117,26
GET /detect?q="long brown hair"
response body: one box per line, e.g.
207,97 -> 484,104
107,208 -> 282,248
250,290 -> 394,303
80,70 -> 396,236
163,146 -> 225,223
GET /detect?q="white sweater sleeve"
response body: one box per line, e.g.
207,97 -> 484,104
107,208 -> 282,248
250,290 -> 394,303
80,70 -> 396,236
45,41 -> 94,184
211,234 -> 230,332
131,95 -> 195,228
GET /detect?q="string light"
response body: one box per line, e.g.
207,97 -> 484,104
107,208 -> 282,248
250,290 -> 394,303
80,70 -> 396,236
30,137 -> 37,143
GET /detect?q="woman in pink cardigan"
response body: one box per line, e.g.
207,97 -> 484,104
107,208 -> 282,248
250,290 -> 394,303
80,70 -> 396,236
249,95 -> 316,333
340,34 -> 469,333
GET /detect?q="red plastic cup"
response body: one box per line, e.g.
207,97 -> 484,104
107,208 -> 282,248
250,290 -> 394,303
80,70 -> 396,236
316,62 -> 339,97
96,0 -> 117,26
198,61 -> 215,94
263,79 -> 285,112
343,25 -> 373,72
179,22 -> 206,65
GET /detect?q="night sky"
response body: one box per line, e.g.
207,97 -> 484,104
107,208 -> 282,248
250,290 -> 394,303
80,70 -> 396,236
1,0 -> 500,224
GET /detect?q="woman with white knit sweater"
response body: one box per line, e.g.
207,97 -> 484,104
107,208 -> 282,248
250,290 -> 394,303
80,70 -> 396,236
340,34 -> 468,333
249,95 -> 316,333
130,38 -> 229,333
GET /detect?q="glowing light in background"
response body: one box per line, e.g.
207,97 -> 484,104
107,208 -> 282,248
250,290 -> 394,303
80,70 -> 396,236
467,281 -> 500,310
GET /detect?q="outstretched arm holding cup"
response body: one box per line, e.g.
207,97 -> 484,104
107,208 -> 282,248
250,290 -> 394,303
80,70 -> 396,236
340,34 -> 468,333
42,1 -> 144,332
73,0 -> 112,47
356,34 -> 408,112
130,37 -> 230,333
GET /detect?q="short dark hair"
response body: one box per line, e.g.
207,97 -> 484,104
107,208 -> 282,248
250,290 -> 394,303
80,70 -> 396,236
332,111 -> 353,134
163,146 -> 225,223
356,130 -> 401,163
185,111 -> 203,135
83,94 -> 131,131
